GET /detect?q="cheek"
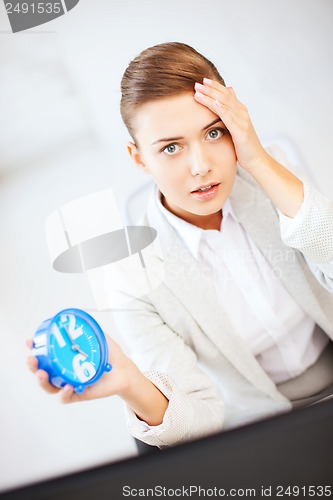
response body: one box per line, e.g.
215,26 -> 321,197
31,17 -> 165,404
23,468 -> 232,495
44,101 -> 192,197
223,143 -> 237,172
226,163 -> 237,185
223,138 -> 237,160
155,169 -> 185,192
146,154 -> 185,183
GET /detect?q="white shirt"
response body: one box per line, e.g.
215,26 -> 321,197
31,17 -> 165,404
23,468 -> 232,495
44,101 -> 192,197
156,184 -> 329,384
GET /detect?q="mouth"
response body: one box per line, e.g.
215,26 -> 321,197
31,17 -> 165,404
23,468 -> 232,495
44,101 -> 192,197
191,182 -> 219,193
190,183 -> 220,200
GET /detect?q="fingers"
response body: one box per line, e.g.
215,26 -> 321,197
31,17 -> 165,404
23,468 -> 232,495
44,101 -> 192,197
26,339 -> 41,375
59,384 -> 77,403
26,341 -> 59,394
59,384 -> 92,404
194,79 -> 245,120
202,78 -> 237,101
25,337 -> 81,402
26,338 -> 36,373
26,338 -> 33,349
194,86 -> 222,114
25,333 -> 118,404
194,80 -> 233,107
194,85 -> 234,126
35,369 -> 60,394
27,355 -> 38,373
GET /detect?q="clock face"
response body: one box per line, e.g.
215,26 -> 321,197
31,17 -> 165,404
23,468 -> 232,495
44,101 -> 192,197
49,311 -> 102,385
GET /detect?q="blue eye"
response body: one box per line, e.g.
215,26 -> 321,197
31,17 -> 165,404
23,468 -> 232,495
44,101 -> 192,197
162,144 -> 180,155
207,128 -> 225,140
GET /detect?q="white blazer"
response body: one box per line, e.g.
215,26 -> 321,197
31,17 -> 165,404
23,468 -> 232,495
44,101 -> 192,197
113,165 -> 333,448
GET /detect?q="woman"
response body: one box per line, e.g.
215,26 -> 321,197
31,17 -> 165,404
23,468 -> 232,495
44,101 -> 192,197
27,42 -> 333,449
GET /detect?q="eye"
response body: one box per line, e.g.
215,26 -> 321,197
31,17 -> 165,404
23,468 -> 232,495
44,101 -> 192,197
207,128 -> 225,140
162,143 -> 181,155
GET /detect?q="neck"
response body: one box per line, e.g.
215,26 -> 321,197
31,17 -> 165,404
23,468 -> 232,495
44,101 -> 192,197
196,210 -> 222,231
161,195 -> 222,231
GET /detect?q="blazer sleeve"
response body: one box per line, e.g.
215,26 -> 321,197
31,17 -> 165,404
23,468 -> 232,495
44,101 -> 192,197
278,182 -> 333,292
265,143 -> 333,292
112,296 -> 225,449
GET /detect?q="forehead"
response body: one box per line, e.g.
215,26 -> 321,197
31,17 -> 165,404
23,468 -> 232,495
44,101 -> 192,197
133,92 -> 219,143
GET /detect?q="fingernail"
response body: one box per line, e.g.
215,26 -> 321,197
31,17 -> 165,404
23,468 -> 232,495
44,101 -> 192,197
63,384 -> 72,393
203,78 -> 213,85
194,82 -> 205,91
195,91 -> 205,99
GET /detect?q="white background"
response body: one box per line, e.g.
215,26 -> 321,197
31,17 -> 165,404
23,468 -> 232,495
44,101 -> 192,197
0,0 -> 332,492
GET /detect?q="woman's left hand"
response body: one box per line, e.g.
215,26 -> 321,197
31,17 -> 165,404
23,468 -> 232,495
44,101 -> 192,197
194,78 -> 304,218
194,78 -> 267,172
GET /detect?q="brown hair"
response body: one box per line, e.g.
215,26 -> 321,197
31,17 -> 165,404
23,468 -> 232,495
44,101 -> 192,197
120,42 -> 226,141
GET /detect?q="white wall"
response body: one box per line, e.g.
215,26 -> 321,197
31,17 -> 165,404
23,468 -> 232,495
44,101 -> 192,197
0,0 -> 332,492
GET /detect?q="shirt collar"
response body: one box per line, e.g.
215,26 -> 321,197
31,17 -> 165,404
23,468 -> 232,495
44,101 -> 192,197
154,186 -> 239,259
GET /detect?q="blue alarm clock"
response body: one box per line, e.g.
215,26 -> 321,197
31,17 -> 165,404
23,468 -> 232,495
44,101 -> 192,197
33,308 -> 112,394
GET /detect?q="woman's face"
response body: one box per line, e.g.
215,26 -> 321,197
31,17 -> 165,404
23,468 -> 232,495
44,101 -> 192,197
127,92 -> 237,229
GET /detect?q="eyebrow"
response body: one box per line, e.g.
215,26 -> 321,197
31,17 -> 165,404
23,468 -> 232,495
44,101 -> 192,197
151,118 -> 223,145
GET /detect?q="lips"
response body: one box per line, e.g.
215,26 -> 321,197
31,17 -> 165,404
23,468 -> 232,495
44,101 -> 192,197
191,182 -> 219,193
190,183 -> 221,201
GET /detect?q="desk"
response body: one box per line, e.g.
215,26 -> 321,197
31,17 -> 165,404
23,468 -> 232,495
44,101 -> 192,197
2,399 -> 333,499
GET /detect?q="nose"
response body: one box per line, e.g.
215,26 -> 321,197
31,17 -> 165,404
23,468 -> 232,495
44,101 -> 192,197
189,145 -> 212,177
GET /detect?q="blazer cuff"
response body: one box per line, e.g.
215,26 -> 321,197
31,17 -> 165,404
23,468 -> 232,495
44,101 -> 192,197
124,371 -> 194,448
278,182 -> 333,263
278,182 -> 310,231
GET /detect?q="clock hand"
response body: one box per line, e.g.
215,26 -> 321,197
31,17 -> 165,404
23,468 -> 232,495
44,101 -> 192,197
61,324 -> 89,358
71,344 -> 89,358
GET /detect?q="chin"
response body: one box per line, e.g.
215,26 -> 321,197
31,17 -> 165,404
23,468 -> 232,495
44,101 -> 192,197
197,199 -> 225,215
193,206 -> 223,218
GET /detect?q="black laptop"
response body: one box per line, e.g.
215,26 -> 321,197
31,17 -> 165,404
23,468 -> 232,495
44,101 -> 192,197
1,398 -> 332,499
